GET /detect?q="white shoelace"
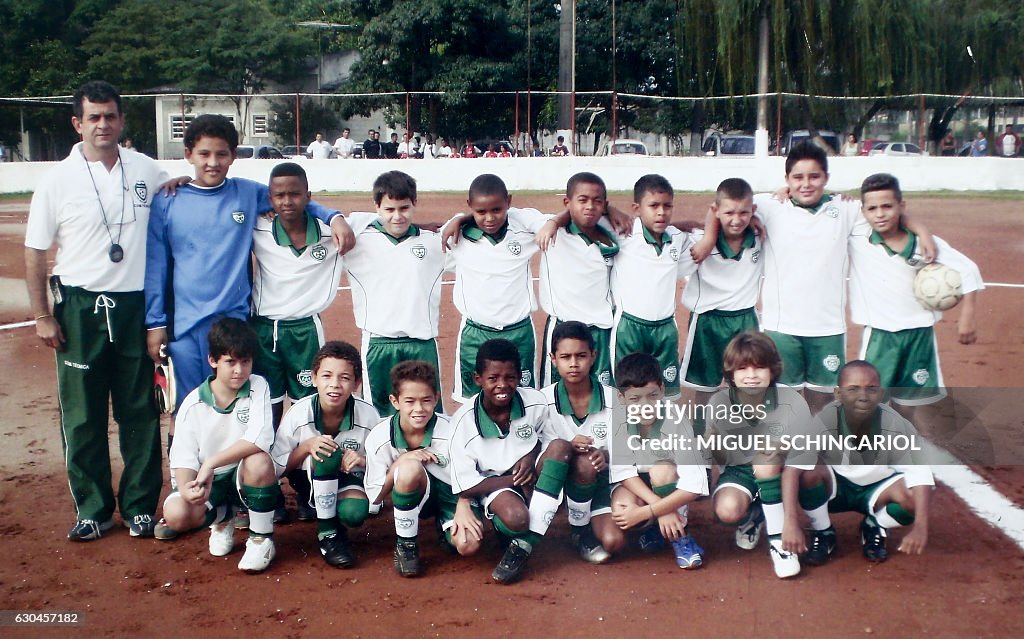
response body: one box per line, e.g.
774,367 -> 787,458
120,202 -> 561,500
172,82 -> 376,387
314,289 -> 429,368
93,294 -> 116,343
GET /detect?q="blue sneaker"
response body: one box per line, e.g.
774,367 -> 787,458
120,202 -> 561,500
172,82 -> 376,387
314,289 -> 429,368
672,535 -> 705,569
638,526 -> 666,553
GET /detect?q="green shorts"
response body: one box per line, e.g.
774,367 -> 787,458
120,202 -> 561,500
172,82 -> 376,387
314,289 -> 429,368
419,476 -> 484,544
541,316 -> 613,387
453,316 -> 536,402
251,314 -> 324,403
827,468 -> 904,515
765,331 -> 845,391
861,326 -> 945,406
590,470 -> 612,516
362,334 -> 442,416
209,468 -> 246,511
612,312 -> 680,396
681,308 -> 759,391
713,464 -> 758,499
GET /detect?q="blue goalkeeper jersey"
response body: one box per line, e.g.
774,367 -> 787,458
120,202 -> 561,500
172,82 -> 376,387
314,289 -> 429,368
145,177 -> 337,337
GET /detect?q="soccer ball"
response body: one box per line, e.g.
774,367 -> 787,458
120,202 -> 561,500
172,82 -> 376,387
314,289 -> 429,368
913,263 -> 963,311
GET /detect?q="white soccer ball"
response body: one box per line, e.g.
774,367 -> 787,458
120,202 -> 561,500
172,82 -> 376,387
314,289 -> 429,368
913,262 -> 963,311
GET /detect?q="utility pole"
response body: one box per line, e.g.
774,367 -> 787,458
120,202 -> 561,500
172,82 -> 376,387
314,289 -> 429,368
755,6 -> 770,157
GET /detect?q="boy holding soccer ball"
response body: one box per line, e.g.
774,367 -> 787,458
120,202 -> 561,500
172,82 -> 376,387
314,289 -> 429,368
848,173 -> 983,429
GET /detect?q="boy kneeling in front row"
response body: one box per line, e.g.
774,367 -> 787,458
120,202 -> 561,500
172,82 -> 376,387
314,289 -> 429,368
160,318 -> 280,573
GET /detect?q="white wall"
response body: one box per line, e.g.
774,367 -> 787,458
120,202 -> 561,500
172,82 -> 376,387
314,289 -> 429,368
3,156 -> 1023,195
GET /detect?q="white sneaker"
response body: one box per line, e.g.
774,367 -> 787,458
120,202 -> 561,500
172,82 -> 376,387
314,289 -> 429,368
768,538 -> 801,578
208,522 -> 236,557
238,536 -> 276,573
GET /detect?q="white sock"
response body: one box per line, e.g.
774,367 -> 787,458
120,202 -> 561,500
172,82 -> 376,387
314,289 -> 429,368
566,497 -> 592,527
762,501 -> 785,537
676,503 -> 689,528
528,491 -> 561,536
313,478 -> 338,520
806,504 -> 832,531
872,506 -> 903,530
394,504 -> 422,538
249,510 -> 273,536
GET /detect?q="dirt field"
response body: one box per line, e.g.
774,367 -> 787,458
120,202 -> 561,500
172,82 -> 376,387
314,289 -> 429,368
1,192 -> 1022,638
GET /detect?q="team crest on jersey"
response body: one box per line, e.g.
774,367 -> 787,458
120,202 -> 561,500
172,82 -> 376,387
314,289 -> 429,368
296,370 -> 313,387
310,244 -> 327,262
520,370 -> 532,386
515,424 -> 534,440
664,365 -> 678,383
669,247 -> 680,261
342,439 -> 359,450
912,369 -> 930,385
134,181 -> 148,203
592,424 -> 608,440
316,493 -> 336,510
411,244 -> 427,259
508,240 -> 522,256
654,447 -> 673,460
766,421 -> 785,437
598,371 -> 612,385
434,453 -> 449,468
822,202 -> 839,219
822,354 -> 841,373
751,249 -> 761,263
231,211 -> 246,224
236,406 -> 250,424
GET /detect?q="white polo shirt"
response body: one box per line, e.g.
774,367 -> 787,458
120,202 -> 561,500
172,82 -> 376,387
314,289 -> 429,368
611,218 -> 695,321
333,136 -> 355,158
754,194 -> 860,336
447,387 -> 550,494
363,412 -> 454,504
847,230 -> 983,332
682,228 -> 763,313
251,213 -> 345,320
343,218 -> 444,339
608,414 -> 709,495
448,207 -> 549,328
170,375 -> 274,475
538,220 -> 618,328
271,393 -> 380,476
540,378 -> 614,449
25,144 -> 169,292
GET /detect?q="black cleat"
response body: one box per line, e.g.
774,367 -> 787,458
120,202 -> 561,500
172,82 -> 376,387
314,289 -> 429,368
393,537 -> 421,577
319,530 -> 356,568
860,518 -> 889,563
492,539 -> 532,584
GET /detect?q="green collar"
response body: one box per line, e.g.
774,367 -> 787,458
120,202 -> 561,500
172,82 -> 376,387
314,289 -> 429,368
627,418 -> 665,439
716,227 -> 756,260
273,213 -> 320,257
461,218 -> 509,245
198,375 -> 251,414
474,390 -> 526,439
642,224 -> 672,256
389,412 -> 437,449
555,374 -> 606,426
313,394 -> 355,434
371,220 -> 420,245
790,193 -> 834,214
728,385 -> 778,425
567,220 -> 619,258
837,405 -> 882,438
869,227 -> 916,259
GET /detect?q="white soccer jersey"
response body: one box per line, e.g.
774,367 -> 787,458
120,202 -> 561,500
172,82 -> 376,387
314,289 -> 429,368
270,393 -> 380,475
754,194 -> 861,336
788,401 -> 934,489
705,385 -> 814,467
847,230 -> 983,332
448,207 -> 549,327
25,144 -> 169,292
682,228 -> 764,313
611,218 -> 696,321
170,374 -> 274,474
608,415 -> 709,496
251,213 -> 345,320
363,413 -> 455,504
343,219 -> 444,339
538,220 -> 617,329
447,387 -> 550,494
540,378 -> 615,449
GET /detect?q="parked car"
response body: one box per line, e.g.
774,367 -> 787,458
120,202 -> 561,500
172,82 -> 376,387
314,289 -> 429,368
280,145 -> 311,159
858,138 -> 884,156
779,130 -> 841,155
596,139 -> 648,156
869,142 -> 923,156
236,144 -> 284,159
351,141 -> 363,158
702,133 -> 755,156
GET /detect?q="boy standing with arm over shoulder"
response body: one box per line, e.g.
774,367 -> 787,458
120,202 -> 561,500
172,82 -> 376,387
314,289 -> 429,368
679,178 -> 763,428
159,318 -> 281,573
364,361 -> 460,577
539,172 -> 619,386
271,341 -> 379,568
610,174 -> 697,397
341,171 -> 445,416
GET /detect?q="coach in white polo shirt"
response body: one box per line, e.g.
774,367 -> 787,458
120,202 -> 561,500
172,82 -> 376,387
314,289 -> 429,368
25,81 -> 168,542
333,128 -> 356,158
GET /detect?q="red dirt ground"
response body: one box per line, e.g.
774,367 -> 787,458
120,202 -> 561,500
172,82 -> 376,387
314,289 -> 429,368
1,192 -> 1022,638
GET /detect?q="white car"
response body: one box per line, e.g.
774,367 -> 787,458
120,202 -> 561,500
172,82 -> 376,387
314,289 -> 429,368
596,139 -> 648,156
869,142 -> 924,156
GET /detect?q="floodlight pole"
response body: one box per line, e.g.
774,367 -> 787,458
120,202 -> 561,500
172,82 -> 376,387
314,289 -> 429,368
611,0 -> 617,142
